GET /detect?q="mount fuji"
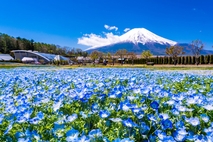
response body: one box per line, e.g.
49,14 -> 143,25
85,28 -> 213,55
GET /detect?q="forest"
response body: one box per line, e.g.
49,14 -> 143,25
0,32 -> 88,57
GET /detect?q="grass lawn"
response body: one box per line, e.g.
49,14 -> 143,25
1,62 -> 213,70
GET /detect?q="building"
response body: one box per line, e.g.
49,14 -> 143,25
76,56 -> 92,63
0,54 -> 14,61
11,50 -> 70,64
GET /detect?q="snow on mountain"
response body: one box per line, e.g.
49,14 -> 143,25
120,28 -> 177,45
85,28 -> 177,51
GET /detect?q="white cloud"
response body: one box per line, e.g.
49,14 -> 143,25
124,28 -> 130,32
78,32 -> 120,49
104,24 -> 118,31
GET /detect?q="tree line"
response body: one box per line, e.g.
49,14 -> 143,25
0,32 -> 88,57
132,55 -> 213,65
89,39 -> 211,66
89,49 -> 137,65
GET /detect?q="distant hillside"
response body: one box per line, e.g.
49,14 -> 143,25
0,32 -> 87,57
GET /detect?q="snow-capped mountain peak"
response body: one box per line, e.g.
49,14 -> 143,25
120,28 -> 177,45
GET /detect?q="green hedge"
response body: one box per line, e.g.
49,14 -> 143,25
132,55 -> 213,65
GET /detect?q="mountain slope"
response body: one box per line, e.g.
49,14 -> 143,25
120,28 -> 177,45
85,28 -> 213,55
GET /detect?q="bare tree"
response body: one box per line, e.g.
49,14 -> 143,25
115,49 -> 127,65
128,52 -> 137,65
191,40 -> 204,65
166,46 -> 185,65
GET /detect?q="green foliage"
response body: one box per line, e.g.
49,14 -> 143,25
187,56 -> 191,64
210,55 -> 213,64
200,55 -> 204,64
90,51 -> 103,62
184,56 -> 188,65
0,32 -> 88,57
181,56 -> 185,64
204,55 -> 210,64
141,50 -> 153,62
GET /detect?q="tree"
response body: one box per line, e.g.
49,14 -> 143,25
128,52 -> 137,65
115,49 -> 127,65
0,40 -> 7,53
141,50 -> 153,63
191,40 -> 204,65
30,39 -> 34,51
204,55 -> 209,64
90,50 -> 102,64
107,52 -> 112,63
165,46 -> 185,65
82,51 -> 88,65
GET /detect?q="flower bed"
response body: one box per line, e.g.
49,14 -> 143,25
0,68 -> 213,141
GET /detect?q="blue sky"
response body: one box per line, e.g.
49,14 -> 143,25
0,0 -> 213,50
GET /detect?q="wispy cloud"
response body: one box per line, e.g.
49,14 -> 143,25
104,24 -> 118,31
124,28 -> 130,32
78,32 -> 120,49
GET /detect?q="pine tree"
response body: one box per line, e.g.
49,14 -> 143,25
210,55 -> 213,64
200,55 -> 204,64
188,56 -> 191,64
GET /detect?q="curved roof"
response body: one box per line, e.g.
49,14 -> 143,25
0,54 -> 14,61
11,50 -> 69,61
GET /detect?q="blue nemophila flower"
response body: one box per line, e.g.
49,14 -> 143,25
30,117 -> 40,124
17,138 -> 30,142
203,104 -> 213,110
66,128 -> 79,142
77,135 -> 90,142
185,117 -> 200,126
66,113 -> 78,123
89,129 -> 102,138
119,101 -> 131,111
109,90 -> 123,99
133,109 -> 144,119
200,114 -> 209,123
80,111 -> 88,118
162,136 -> 175,141
139,122 -> 150,134
91,103 -> 99,113
113,138 -> 134,142
162,119 -> 173,130
109,118 -> 122,122
147,114 -> 157,122
173,128 -> 188,141
36,111 -> 44,120
23,109 -> 33,119
175,120 -> 185,128
155,130 -> 167,140
171,108 -> 180,116
53,122 -> 65,131
150,101 -> 159,110
140,98 -> 146,103
15,131 -> 25,139
122,118 -> 138,127
176,105 -> 187,112
159,113 -> 169,120
53,101 -> 62,112
99,110 -> 110,118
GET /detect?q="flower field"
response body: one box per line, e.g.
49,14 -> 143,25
0,68 -> 213,141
